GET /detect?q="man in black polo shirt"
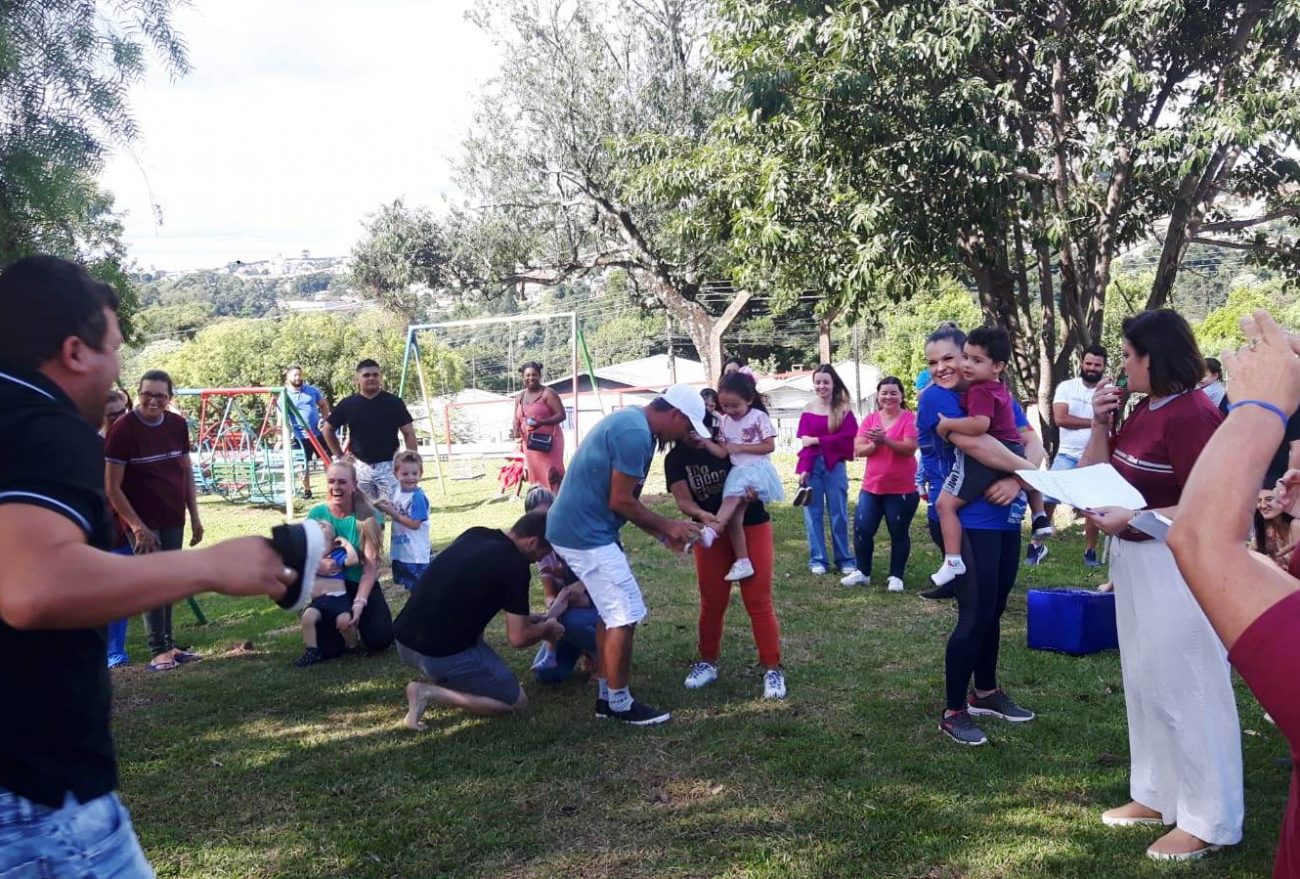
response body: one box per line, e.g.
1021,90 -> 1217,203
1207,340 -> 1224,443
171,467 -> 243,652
321,358 -> 417,501
396,510 -> 562,730
0,255 -> 321,877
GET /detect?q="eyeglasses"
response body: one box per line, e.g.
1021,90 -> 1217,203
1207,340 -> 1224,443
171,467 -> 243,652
105,408 -> 127,419
139,391 -> 170,401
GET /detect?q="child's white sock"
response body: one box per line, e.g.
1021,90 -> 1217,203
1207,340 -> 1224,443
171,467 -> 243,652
930,554 -> 967,587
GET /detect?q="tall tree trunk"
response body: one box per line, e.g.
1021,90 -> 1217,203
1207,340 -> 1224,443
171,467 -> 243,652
653,279 -> 752,385
817,306 -> 841,364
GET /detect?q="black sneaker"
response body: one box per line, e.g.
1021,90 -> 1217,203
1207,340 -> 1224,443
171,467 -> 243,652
939,710 -> 988,746
294,647 -> 323,668
607,700 -> 671,726
920,583 -> 957,600
1032,513 -> 1054,537
967,688 -> 1035,722
270,522 -> 326,612
595,698 -> 612,719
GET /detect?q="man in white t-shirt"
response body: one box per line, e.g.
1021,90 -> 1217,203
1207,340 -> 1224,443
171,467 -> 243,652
1029,345 -> 1107,568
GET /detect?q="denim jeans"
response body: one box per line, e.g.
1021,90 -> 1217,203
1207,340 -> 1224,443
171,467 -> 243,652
803,457 -> 855,571
106,546 -> 133,668
0,788 -> 154,878
853,490 -> 921,580
534,607 -> 599,684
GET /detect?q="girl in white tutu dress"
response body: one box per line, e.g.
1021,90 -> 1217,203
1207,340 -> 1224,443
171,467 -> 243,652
698,371 -> 784,580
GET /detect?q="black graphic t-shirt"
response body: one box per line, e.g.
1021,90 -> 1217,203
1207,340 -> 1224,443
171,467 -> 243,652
663,443 -> 769,526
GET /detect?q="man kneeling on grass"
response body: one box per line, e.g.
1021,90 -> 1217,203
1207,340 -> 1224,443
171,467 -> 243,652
395,510 -> 562,728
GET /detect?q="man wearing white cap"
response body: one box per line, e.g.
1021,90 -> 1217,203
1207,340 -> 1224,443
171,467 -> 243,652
546,384 -> 705,725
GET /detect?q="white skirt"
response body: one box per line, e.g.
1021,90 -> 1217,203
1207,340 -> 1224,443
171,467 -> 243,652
1110,537 -> 1243,845
722,459 -> 786,503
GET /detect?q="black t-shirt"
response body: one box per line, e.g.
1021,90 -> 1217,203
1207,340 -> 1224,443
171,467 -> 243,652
0,366 -> 117,807
663,443 -> 770,526
1266,409 -> 1300,488
325,391 -> 413,464
394,527 -> 531,657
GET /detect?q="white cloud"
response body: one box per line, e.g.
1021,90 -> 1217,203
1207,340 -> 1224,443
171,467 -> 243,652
102,0 -> 500,271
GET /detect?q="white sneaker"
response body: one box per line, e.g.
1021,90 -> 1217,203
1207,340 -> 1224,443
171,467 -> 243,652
763,668 -> 787,700
809,564 -> 827,575
840,569 -> 869,587
886,576 -> 905,592
931,558 -> 966,586
724,558 -> 755,581
684,661 -> 718,689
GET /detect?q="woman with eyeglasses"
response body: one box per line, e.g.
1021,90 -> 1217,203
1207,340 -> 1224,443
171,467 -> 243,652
105,369 -> 205,671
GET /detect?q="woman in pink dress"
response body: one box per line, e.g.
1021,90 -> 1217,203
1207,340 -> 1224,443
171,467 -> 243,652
514,361 -> 566,492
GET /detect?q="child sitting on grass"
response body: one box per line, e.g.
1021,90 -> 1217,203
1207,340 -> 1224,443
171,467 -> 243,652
295,520 -> 361,667
375,450 -> 431,590
931,327 -> 1048,586
520,486 -> 594,672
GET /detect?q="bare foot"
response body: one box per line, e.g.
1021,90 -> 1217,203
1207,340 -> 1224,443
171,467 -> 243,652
1147,827 -> 1219,861
404,681 -> 431,731
1101,801 -> 1163,827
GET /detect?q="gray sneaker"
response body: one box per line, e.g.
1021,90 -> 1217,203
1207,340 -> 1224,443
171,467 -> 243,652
967,689 -> 1035,723
939,710 -> 988,746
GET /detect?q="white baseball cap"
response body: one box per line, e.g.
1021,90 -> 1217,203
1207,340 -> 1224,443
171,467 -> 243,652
660,384 -> 710,437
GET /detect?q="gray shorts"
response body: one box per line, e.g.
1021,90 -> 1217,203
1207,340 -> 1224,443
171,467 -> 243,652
397,639 -> 521,706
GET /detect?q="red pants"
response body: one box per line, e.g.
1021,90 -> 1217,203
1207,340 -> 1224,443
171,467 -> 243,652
694,522 -> 781,667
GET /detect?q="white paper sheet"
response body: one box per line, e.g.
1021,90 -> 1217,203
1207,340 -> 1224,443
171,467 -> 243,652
1013,463 -> 1148,511
1129,510 -> 1172,541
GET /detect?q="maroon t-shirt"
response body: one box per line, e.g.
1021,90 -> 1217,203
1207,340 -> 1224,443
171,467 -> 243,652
104,410 -> 191,530
961,380 -> 1022,445
1228,590 -> 1300,879
1110,391 -> 1222,540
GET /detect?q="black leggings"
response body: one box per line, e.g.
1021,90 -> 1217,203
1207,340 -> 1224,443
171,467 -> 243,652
853,491 -> 920,580
929,520 -> 1021,711
315,581 -> 395,659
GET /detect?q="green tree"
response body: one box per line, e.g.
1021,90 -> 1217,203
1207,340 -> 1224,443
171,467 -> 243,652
0,1 -> 189,333
1195,282 -> 1290,355
868,283 -> 982,391
459,0 -> 756,381
349,199 -> 457,321
712,0 -> 1300,426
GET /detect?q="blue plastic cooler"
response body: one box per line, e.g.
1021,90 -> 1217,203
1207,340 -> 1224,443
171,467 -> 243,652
1026,589 -> 1118,655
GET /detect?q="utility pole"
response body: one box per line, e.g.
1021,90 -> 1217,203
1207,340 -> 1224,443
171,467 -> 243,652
853,322 -> 863,415
666,313 -> 677,384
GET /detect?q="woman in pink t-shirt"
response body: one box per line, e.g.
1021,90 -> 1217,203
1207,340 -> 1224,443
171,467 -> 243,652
841,377 -> 919,592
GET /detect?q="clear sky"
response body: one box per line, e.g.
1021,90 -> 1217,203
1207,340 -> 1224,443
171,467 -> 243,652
101,0 -> 500,272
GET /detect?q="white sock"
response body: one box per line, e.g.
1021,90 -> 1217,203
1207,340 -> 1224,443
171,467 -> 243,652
608,686 -> 632,712
597,678 -> 609,701
944,554 -> 965,570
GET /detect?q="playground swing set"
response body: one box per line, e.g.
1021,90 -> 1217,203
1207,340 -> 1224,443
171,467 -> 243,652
175,386 -> 329,520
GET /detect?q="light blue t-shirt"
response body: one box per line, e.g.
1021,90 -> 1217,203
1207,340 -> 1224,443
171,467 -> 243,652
287,385 -> 323,436
546,407 -> 654,550
916,385 -> 1027,532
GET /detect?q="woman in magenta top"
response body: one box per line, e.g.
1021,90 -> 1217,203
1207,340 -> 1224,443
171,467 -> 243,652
796,364 -> 859,576
1080,309 -> 1240,863
841,377 -> 919,592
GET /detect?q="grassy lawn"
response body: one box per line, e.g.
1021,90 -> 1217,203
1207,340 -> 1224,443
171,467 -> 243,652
110,457 -> 1288,878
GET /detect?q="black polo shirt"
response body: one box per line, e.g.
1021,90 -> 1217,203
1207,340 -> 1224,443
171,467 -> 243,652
325,391 -> 413,465
0,365 -> 117,807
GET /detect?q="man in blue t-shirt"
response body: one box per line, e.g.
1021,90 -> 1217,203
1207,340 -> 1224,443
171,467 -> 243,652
546,385 -> 706,726
285,366 -> 329,498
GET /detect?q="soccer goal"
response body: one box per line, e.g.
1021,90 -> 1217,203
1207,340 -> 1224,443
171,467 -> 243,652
398,311 -> 580,497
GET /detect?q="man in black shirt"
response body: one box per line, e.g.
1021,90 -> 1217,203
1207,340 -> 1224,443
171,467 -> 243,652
395,510 -> 562,730
0,256 -> 320,876
321,358 -> 417,501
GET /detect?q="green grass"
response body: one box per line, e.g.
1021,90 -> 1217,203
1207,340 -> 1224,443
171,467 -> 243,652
110,457 -> 1288,878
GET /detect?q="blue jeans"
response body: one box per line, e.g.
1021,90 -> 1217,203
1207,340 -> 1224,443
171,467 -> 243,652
854,491 -> 921,580
534,607 -> 599,684
106,546 -> 133,668
0,788 -> 153,878
803,457 -> 855,571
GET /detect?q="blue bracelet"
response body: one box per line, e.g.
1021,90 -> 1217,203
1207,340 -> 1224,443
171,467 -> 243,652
1228,399 -> 1289,429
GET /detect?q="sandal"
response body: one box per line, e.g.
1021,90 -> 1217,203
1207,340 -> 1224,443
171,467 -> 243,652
147,658 -> 179,672
173,650 -> 202,664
